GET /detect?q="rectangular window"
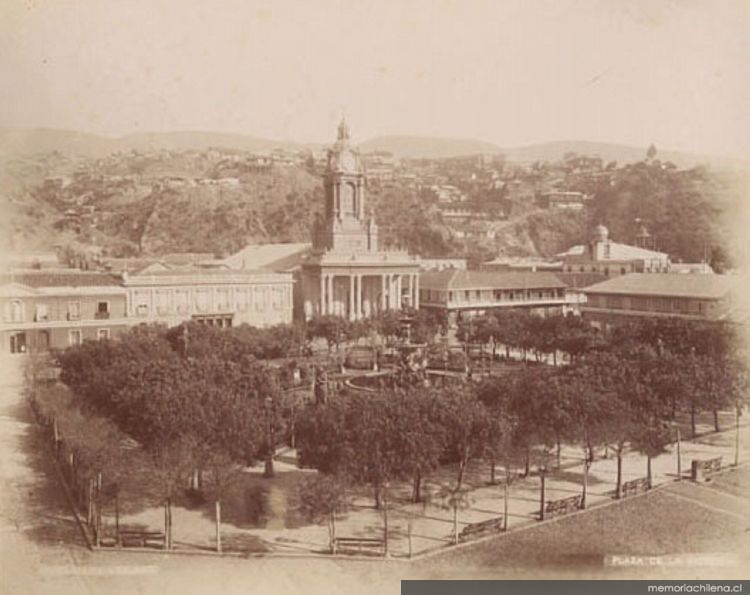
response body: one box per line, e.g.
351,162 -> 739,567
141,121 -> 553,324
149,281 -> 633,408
35,303 -> 49,322
174,290 -> 189,314
236,288 -> 248,311
97,328 -> 110,340
465,290 -> 470,301
68,301 -> 81,320
96,300 -> 110,319
155,291 -> 170,315
255,287 -> 266,311
69,330 -> 82,346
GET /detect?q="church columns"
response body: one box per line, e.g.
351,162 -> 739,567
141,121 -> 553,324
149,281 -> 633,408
413,273 -> 420,309
319,275 -> 325,316
326,274 -> 334,315
348,276 -> 355,321
355,274 -> 363,320
395,275 -> 402,310
381,275 -> 387,311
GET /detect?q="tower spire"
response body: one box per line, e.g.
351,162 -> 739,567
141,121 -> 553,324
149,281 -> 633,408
337,115 -> 350,142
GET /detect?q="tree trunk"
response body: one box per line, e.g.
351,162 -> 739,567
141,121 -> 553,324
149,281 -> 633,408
713,408 -> 720,433
676,427 -> 682,480
164,499 -> 169,550
215,499 -> 222,553
382,487 -> 389,557
539,469 -> 546,521
412,473 -> 422,503
457,455 -> 467,489
374,483 -> 381,510
115,493 -> 121,547
735,407 -> 741,467
87,479 -> 95,527
616,450 -> 623,499
523,451 -> 530,478
646,455 -> 652,489
168,497 -> 173,549
452,500 -> 458,545
490,459 -> 496,485
503,480 -> 509,532
556,437 -> 561,469
690,404 -> 697,439
97,483 -> 103,547
582,460 -> 589,509
329,512 -> 336,554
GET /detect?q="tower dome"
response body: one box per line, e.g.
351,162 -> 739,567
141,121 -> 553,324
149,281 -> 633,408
592,224 -> 609,242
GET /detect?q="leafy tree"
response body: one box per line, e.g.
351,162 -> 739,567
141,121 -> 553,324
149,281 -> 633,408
298,474 -> 350,553
202,449 -> 242,553
437,385 -> 490,489
307,315 -> 351,353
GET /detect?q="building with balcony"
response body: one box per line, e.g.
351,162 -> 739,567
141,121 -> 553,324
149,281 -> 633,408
0,271 -> 128,354
418,269 -> 574,324
580,272 -> 737,329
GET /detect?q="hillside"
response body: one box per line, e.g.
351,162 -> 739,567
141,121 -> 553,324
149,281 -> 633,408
1,128 -> 740,169
0,128 -> 304,159
1,142 -> 741,271
359,135 -> 502,159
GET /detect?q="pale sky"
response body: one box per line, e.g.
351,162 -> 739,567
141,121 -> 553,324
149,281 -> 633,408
1,0 -> 748,156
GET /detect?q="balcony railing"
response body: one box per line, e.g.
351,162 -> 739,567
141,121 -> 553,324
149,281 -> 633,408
94,311 -> 110,320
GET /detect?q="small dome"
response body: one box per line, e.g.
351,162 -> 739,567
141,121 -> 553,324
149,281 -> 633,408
636,224 -> 651,238
592,224 -> 609,242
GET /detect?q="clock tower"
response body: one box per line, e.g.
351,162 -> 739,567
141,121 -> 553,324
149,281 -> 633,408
301,117 -> 420,322
313,119 -> 378,253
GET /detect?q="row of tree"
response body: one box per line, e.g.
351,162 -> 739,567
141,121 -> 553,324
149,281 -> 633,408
296,320 -> 748,549
457,310 -> 736,365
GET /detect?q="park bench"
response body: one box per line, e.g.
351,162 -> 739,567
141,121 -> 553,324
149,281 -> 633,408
544,494 -> 582,518
621,477 -> 650,498
457,516 -> 504,542
118,530 -> 166,549
333,536 -> 386,556
691,457 -> 722,482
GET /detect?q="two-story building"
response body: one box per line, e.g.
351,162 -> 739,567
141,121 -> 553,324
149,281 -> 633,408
580,272 -> 737,329
0,271 -> 129,354
418,269 -> 573,324
122,268 -> 294,328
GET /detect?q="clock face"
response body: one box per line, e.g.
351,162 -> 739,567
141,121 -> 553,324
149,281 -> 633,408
341,151 -> 356,171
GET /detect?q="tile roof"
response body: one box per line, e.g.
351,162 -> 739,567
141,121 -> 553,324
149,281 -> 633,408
581,273 -> 737,299
221,243 -> 311,271
0,271 -> 123,288
420,269 -> 567,291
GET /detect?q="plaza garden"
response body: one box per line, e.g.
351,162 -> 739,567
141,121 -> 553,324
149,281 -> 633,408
23,309 -> 749,558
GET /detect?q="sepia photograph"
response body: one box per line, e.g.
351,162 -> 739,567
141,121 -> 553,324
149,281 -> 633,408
0,1 -> 748,594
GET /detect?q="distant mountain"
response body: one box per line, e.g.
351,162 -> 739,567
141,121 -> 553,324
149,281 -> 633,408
501,140 -> 730,169
0,127 -> 741,168
0,128 -> 304,158
359,135 -> 502,159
